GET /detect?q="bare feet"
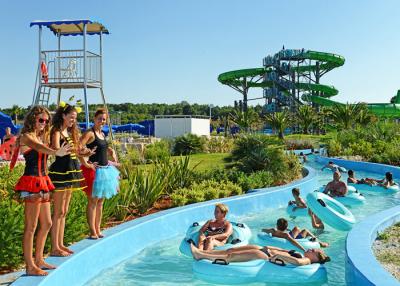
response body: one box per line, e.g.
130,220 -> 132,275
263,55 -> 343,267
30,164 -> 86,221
319,242 -> 329,248
26,266 -> 48,276
88,234 -> 98,240
60,245 -> 74,254
35,260 -> 56,270
97,233 -> 105,238
50,249 -> 70,257
190,243 -> 201,260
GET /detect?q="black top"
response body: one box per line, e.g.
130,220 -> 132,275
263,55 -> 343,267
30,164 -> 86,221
23,149 -> 47,176
87,128 -> 108,166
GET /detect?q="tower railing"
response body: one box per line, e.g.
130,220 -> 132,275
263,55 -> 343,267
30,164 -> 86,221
40,49 -> 101,88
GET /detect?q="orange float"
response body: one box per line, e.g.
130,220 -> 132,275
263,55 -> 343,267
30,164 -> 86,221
41,61 -> 48,83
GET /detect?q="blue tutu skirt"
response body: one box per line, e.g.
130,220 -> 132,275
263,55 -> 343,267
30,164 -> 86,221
92,165 -> 120,199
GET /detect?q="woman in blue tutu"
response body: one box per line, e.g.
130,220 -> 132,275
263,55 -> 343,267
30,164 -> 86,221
80,108 -> 119,239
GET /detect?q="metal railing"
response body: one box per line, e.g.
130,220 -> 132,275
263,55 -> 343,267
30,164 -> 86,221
41,49 -> 101,85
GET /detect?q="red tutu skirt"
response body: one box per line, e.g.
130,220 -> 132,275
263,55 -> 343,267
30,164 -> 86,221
81,165 -> 95,196
14,175 -> 55,193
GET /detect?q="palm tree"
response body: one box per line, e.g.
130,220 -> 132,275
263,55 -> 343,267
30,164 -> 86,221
264,111 -> 291,139
230,109 -> 258,133
329,103 -> 364,130
355,104 -> 376,126
10,105 -> 23,125
296,105 -> 315,134
313,106 -> 331,135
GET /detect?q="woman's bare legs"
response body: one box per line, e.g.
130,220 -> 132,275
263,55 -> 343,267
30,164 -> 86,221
95,199 -> 104,237
87,196 -> 98,239
35,198 -> 56,270
59,190 -> 73,253
23,197 -> 47,276
50,191 -> 69,256
190,244 -> 268,262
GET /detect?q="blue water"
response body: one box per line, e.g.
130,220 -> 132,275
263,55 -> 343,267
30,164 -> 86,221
87,159 -> 400,286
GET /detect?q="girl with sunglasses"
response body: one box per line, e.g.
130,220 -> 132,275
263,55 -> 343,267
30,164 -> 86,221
80,108 -> 119,239
13,106 -> 71,276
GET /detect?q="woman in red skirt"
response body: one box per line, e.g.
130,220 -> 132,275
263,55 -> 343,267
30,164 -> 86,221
14,106 -> 70,276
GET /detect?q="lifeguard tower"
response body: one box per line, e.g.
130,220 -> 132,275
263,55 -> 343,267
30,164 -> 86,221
30,19 -> 109,128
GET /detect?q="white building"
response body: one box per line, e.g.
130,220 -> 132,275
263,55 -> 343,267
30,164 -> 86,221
154,115 -> 210,138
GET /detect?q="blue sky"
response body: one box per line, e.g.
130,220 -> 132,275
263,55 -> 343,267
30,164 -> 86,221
1,0 -> 400,108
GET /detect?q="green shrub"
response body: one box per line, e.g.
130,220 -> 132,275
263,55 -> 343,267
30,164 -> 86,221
237,170 -> 274,192
144,140 -> 171,162
0,200 -> 24,271
349,140 -> 373,160
173,134 -> 206,155
171,180 -> 242,207
157,156 -> 196,194
284,138 -> 314,150
206,136 -> 234,153
327,139 -> 342,157
123,167 -> 167,215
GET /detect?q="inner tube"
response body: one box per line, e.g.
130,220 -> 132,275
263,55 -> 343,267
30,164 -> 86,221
323,166 -> 347,173
286,203 -> 308,217
348,183 -> 399,193
192,258 -> 327,285
318,186 -> 366,207
255,232 -> 320,253
179,221 -> 252,257
307,191 -> 356,231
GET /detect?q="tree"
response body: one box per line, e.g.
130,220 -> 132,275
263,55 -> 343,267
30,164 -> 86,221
10,105 -> 23,125
296,105 -> 315,134
355,104 -> 376,126
230,109 -> 259,133
264,111 -> 291,139
329,103 -> 368,130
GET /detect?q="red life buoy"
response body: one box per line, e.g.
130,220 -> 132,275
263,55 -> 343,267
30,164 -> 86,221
41,61 -> 48,83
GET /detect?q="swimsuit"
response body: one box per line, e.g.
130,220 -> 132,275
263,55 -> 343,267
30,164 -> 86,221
14,148 -> 55,199
288,231 -> 305,239
49,134 -> 85,191
205,224 -> 226,236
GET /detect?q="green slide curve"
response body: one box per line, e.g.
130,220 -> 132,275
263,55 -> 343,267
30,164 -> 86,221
218,49 -> 400,117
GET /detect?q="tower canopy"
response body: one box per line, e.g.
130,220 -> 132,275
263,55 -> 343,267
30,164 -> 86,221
30,19 -> 109,36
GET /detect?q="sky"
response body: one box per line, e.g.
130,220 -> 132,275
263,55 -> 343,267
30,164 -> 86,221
1,0 -> 400,108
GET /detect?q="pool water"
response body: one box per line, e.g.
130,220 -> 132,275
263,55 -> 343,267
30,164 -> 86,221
87,159 -> 400,286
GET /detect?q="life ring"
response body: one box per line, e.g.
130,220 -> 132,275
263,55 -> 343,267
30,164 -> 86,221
192,258 -> 327,284
41,61 -> 49,83
318,186 -> 366,206
179,221 -> 252,257
307,191 -> 356,231
286,203 -> 308,217
348,183 -> 399,193
255,232 -> 320,253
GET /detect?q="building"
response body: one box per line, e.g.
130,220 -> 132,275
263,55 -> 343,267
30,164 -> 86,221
154,115 -> 210,138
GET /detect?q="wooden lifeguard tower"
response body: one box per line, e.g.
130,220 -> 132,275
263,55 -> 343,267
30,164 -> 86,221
30,19 -> 109,128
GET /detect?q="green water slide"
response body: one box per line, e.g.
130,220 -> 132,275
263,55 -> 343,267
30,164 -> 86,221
218,49 -> 400,117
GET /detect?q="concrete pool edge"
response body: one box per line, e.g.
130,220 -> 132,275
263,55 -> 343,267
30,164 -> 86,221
345,205 -> 400,286
12,167 -> 318,286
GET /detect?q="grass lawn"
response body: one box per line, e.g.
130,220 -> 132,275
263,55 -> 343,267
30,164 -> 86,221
178,153 -> 229,172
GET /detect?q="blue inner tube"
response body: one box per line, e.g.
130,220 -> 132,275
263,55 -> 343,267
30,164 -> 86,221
318,186 -> 366,207
348,183 -> 399,193
179,221 -> 252,257
193,258 -> 327,285
307,191 -> 356,231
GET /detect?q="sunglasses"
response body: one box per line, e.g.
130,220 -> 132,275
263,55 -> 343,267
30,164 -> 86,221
37,118 -> 50,124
